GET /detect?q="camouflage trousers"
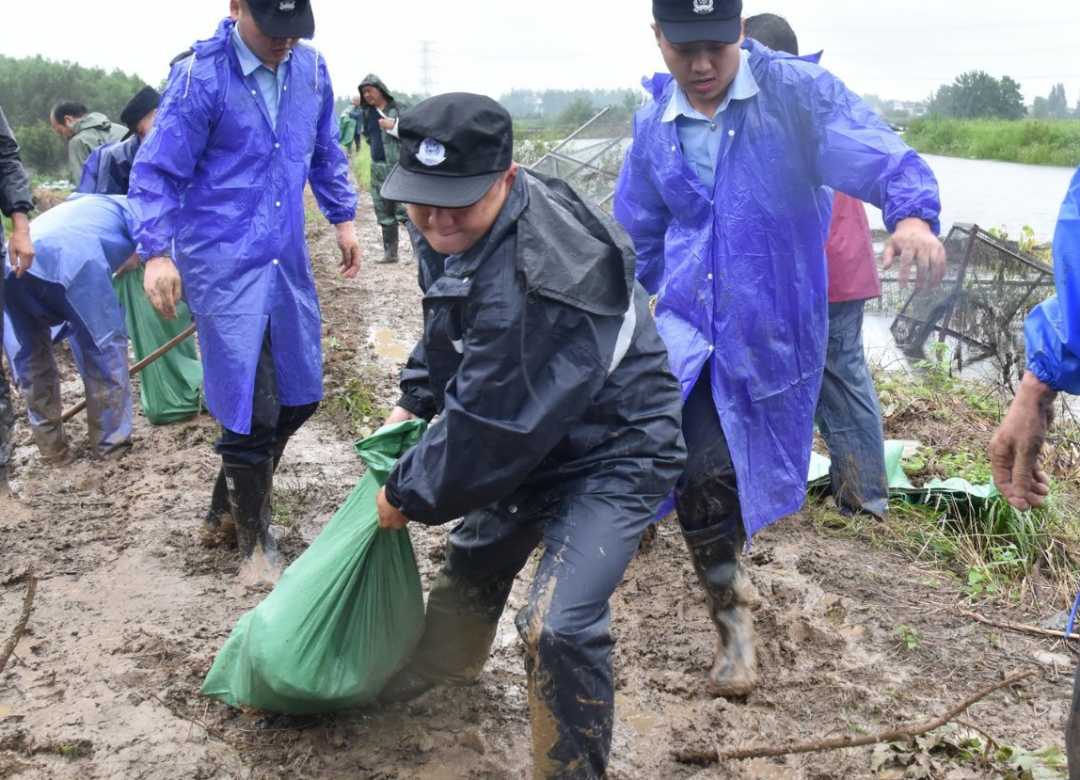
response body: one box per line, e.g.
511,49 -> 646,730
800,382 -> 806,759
369,160 -> 408,227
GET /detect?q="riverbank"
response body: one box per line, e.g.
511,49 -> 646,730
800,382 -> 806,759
905,116 -> 1080,167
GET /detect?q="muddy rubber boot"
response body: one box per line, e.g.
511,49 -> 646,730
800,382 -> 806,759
223,459 -> 280,586
271,436 -> 290,472
200,467 -> 236,547
379,571 -> 503,703
375,224 -> 399,264
684,526 -> 759,698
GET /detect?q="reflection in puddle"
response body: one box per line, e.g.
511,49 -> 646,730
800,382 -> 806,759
372,328 -> 408,362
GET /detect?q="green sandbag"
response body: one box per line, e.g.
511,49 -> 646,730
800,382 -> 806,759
113,268 -> 203,424
202,419 -> 427,714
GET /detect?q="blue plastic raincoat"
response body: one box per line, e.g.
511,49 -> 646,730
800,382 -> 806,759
1024,166 -> 1080,391
614,40 -> 941,537
128,19 -> 358,434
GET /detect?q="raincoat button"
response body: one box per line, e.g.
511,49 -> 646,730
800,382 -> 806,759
708,273 -> 714,280
274,143 -> 280,149
709,123 -> 717,131
427,309 -> 434,319
283,85 -> 288,91
275,201 -> 281,207
728,129 -> 735,136
709,345 -> 715,352
462,276 -> 468,283
508,504 -> 518,514
670,144 -> 677,152
251,90 -> 257,96
272,258 -> 279,265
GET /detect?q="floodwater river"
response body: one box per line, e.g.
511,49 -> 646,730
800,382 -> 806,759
865,153 -> 1076,243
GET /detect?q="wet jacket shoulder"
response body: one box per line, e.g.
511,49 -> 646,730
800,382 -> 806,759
67,112 -> 127,182
385,170 -> 684,525
1025,165 -> 1080,392
77,136 -> 139,195
0,104 -> 33,218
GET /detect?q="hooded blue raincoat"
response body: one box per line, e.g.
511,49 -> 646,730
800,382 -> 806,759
614,40 -> 941,537
128,19 -> 357,434
1024,166 -> 1080,391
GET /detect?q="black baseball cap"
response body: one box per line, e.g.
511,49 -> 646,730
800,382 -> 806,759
120,86 -> 161,140
653,0 -> 743,44
381,93 -> 513,209
246,0 -> 315,39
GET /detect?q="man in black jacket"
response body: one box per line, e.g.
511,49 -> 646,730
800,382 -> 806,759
374,93 -> 686,780
0,104 -> 36,499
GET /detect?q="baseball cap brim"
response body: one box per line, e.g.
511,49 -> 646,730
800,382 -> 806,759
381,166 -> 503,209
249,3 -> 315,39
657,15 -> 742,44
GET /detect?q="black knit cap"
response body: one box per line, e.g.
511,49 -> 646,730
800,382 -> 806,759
246,0 -> 315,39
381,93 -> 513,209
120,86 -> 161,140
653,0 -> 743,44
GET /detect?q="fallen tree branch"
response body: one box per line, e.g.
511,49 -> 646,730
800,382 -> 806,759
0,570 -> 38,674
672,670 -> 1034,765
959,608 -> 1080,642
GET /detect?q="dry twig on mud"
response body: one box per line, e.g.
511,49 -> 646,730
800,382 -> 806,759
0,570 -> 37,674
672,670 -> 1035,765
959,608 -> 1080,641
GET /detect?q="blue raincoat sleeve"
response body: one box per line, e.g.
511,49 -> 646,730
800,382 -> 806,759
1024,166 -> 1080,393
307,60 -> 357,225
614,106 -> 672,296
129,58 -> 216,260
801,64 -> 941,234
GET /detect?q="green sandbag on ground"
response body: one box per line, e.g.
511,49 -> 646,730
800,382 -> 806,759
202,419 -> 427,714
113,269 -> 203,424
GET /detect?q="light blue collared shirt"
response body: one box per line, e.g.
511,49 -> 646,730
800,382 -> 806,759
662,48 -> 759,191
231,25 -> 290,129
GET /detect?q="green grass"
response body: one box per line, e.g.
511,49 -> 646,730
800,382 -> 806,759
323,374 -> 387,437
905,116 -> 1080,167
350,149 -> 371,191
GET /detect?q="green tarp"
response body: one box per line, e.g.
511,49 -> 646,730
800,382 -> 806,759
113,268 -> 202,424
202,420 -> 427,714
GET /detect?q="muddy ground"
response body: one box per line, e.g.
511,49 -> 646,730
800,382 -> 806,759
0,194 -> 1075,780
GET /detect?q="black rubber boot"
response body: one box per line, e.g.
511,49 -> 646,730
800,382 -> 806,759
200,467 -> 235,547
223,458 -> 280,586
683,523 -> 759,698
376,224 -> 399,264
379,569 -> 507,703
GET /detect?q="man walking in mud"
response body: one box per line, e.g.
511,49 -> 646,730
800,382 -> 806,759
989,165 -> 1080,778
373,92 -> 686,779
129,0 -> 360,584
614,0 -> 946,699
357,74 -> 408,263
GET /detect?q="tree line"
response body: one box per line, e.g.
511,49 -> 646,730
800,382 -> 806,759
927,70 -> 1079,121
0,54 -> 150,176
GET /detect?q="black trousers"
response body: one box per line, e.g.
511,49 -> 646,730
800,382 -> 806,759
674,371 -> 744,549
215,326 -> 317,467
0,266 -> 13,471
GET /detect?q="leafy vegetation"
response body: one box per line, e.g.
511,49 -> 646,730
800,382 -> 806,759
905,116 -> 1080,167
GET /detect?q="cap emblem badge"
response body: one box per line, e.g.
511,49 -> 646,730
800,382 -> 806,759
693,0 -> 714,13
279,0 -> 296,10
416,138 -> 447,167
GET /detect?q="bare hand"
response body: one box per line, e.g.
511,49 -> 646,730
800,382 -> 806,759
6,212 -> 34,277
385,405 -> 420,425
376,486 -> 411,530
144,256 -> 182,320
377,117 -> 395,131
883,217 -> 947,294
334,222 -> 361,278
115,252 -> 141,277
989,373 -> 1055,510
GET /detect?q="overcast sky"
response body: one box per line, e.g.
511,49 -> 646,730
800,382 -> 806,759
5,0 -> 1079,106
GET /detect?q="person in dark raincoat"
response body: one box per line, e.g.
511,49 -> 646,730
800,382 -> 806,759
5,195 -> 138,462
744,12 -> 889,519
0,103 -> 35,500
128,0 -> 361,584
614,0 -> 946,699
374,93 -> 686,780
357,73 -> 408,263
990,166 -> 1079,779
